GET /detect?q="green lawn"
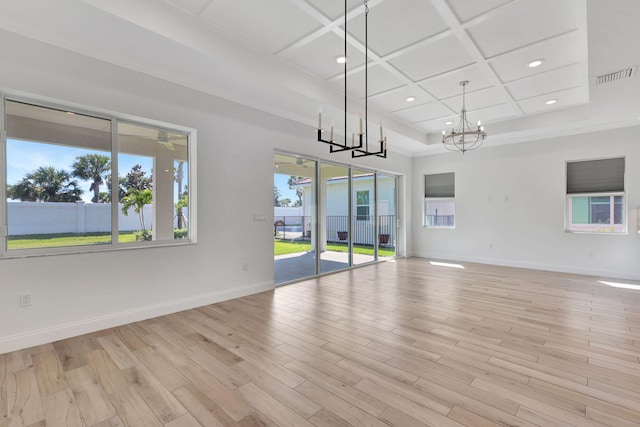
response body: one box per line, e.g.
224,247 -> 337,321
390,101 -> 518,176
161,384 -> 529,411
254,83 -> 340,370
7,232 -> 137,250
274,239 -> 395,257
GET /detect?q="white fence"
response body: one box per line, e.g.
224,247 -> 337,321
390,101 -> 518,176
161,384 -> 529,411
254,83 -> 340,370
274,206 -> 302,218
7,202 -> 186,236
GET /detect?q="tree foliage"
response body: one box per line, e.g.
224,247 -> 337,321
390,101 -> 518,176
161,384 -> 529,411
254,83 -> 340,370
288,176 -> 304,207
274,186 -> 282,207
7,166 -> 83,202
71,154 -> 111,203
121,189 -> 153,239
174,161 -> 186,229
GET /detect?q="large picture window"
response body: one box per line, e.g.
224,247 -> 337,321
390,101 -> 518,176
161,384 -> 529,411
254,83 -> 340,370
2,97 -> 194,256
566,157 -> 625,233
424,172 -> 455,228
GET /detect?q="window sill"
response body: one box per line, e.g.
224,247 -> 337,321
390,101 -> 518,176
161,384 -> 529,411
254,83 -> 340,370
1,239 -> 196,260
565,230 -> 627,236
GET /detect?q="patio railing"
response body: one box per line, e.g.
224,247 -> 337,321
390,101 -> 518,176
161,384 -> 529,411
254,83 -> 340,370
275,215 -> 396,246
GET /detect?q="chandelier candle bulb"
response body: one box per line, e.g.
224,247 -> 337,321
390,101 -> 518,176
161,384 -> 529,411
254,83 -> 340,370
352,132 -> 355,147
384,136 -> 387,151
318,107 -> 322,130
379,122 -> 383,140
330,119 -> 334,141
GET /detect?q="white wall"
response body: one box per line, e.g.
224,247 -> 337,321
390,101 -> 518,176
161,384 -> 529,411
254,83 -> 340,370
412,127 -> 640,280
0,30 -> 412,352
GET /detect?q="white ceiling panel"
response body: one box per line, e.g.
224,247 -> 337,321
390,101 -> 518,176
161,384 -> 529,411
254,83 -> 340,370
346,0 -> 449,57
418,102 -> 519,132
389,35 -> 475,81
469,103 -> 521,123
167,0 -> 212,16
517,86 -> 588,115
335,64 -> 406,98
312,0 -> 365,21
506,63 -> 584,101
281,32 -> 367,80
418,64 -> 491,100
203,0 -> 322,53
467,0 -> 580,58
443,86 -> 506,111
392,102 -> 454,124
489,31 -> 585,83
369,85 -> 436,112
446,0 -> 514,23
6,0 -> 634,156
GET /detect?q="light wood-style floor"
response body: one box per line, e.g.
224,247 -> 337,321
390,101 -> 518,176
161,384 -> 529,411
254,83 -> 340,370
2,258 -> 640,427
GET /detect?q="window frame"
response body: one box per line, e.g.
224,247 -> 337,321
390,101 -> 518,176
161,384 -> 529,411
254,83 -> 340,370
565,192 -> 626,234
424,197 -> 456,229
1,92 -> 197,259
565,157 -> 626,235
424,172 -> 455,229
355,190 -> 370,222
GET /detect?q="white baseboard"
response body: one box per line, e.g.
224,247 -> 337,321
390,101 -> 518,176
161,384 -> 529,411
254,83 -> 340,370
0,281 -> 274,354
410,252 -> 640,281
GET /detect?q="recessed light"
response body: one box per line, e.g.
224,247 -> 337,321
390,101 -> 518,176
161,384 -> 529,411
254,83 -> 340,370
335,55 -> 347,64
545,99 -> 557,105
445,121 -> 453,125
528,59 -> 544,68
405,96 -> 416,102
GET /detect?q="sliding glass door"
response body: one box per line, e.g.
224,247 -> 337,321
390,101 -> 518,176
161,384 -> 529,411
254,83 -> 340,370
274,153 -> 399,284
320,163 -> 350,273
352,168 -> 376,265
377,173 -> 397,259
273,154 -> 316,283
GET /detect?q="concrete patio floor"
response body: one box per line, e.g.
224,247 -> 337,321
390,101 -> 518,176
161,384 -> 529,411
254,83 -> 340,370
274,250 -> 377,284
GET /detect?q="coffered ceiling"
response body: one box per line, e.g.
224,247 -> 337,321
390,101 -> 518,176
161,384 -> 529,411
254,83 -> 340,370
0,0 -> 638,156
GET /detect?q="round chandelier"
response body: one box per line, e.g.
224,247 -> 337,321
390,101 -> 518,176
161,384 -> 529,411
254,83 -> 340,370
442,80 -> 487,154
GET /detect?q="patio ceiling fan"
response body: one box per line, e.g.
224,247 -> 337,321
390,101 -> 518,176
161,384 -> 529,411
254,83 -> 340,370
274,157 -> 311,168
119,129 -> 186,151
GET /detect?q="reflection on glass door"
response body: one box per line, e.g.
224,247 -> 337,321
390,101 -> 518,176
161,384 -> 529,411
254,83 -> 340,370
377,173 -> 397,258
352,169 -> 376,265
320,163 -> 350,273
273,154 -> 316,284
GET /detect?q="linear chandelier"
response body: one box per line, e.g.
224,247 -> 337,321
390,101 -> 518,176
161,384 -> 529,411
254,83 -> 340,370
442,80 -> 487,154
316,0 -> 387,158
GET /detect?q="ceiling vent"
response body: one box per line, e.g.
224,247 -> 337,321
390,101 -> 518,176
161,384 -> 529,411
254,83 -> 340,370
595,66 -> 637,85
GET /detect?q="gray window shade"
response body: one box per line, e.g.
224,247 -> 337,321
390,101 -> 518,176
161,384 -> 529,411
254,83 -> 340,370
567,158 -> 625,194
425,172 -> 455,197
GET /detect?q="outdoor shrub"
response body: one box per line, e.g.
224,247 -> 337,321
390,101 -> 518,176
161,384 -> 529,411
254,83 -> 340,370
174,228 -> 188,239
135,229 -> 153,241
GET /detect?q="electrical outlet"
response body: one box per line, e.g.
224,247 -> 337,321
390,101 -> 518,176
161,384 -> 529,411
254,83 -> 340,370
19,293 -> 32,307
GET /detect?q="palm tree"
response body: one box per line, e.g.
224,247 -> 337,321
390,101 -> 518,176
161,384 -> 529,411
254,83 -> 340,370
71,154 -> 111,203
7,166 -> 82,202
288,176 -> 304,207
174,161 -> 186,229
121,189 -> 153,239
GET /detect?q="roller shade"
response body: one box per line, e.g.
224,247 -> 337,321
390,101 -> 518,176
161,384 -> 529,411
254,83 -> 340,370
425,172 -> 455,198
567,158 -> 625,194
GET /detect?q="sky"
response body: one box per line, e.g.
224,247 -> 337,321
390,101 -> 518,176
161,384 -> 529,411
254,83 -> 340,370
274,173 -> 299,204
6,139 -> 166,202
